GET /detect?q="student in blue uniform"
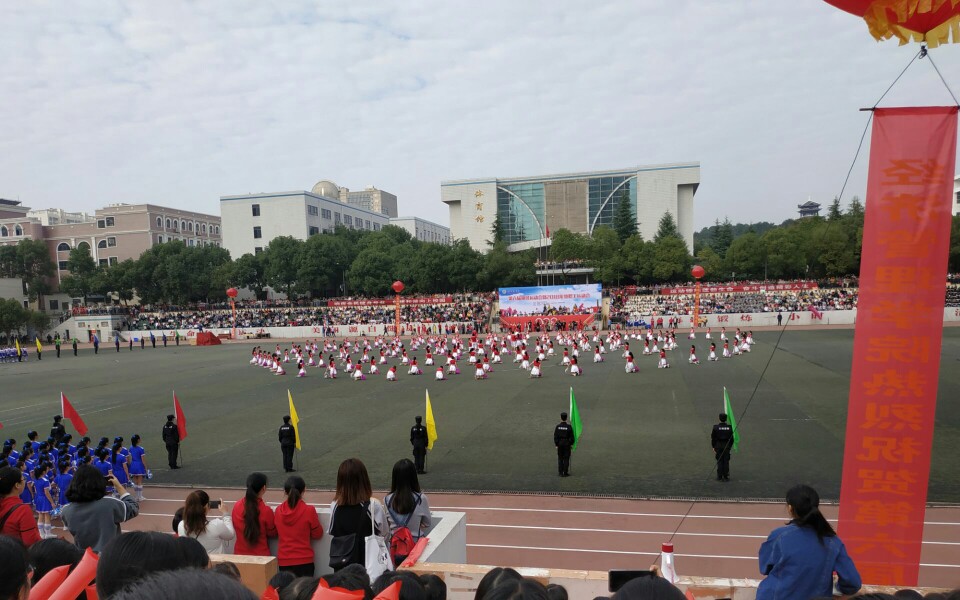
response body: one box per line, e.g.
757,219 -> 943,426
28,431 -> 40,453
34,464 -> 55,539
55,460 -> 73,507
94,448 -> 114,494
128,434 -> 148,501
111,442 -> 130,489
18,461 -> 34,507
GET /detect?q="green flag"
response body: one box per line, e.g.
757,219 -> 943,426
723,387 -> 740,452
569,387 -> 583,451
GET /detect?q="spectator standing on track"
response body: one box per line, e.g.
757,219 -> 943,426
61,466 -> 140,552
384,458 -> 432,564
554,412 -> 574,477
177,490 -> 235,554
278,416 -> 296,473
711,413 -> 733,482
0,466 -> 41,546
231,472 -> 277,556
757,484 -> 861,600
162,415 -> 180,469
274,475 -> 323,577
410,416 -> 428,474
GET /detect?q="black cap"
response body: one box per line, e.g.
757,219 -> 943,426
283,415 -> 291,423
167,415 -> 175,421
719,413 -> 727,422
561,412 -> 568,421
54,415 -> 62,422
415,416 -> 422,423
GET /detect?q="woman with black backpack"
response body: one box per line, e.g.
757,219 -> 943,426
328,458 -> 389,572
383,459 -> 432,564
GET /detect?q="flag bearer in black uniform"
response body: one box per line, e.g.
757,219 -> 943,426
554,412 -> 574,477
410,416 -> 428,474
279,416 -> 297,472
711,413 -> 734,481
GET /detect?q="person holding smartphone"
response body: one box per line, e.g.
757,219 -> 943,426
178,490 -> 235,554
62,465 -> 140,552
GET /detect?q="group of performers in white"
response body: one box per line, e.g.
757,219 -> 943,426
246,326 -> 756,381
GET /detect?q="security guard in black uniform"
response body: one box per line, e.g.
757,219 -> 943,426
279,416 -> 297,472
410,416 -> 428,474
50,416 -> 66,444
711,413 -> 734,481
554,412 -> 574,477
162,414 -> 181,469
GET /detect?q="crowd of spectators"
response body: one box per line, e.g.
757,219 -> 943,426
120,294 -> 492,332
612,287 -> 860,322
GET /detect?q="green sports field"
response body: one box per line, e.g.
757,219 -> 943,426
2,329 -> 959,502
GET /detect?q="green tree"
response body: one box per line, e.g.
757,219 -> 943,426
621,235 -> 654,284
262,236 -> 304,299
612,190 -> 638,243
762,228 -> 806,280
447,240 -> 484,291
488,213 -> 506,247
651,237 -> 691,282
15,239 -> 55,303
0,297 -> 28,341
724,232 -> 765,279
711,218 -> 734,258
232,253 -> 268,300
828,197 -> 843,221
549,229 -> 589,262
298,234 -> 351,297
59,247 -> 99,301
694,247 -> 725,281
654,212 -> 681,243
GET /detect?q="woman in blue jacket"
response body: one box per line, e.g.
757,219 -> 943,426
758,484 -> 861,600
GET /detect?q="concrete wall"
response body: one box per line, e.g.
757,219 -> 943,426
389,217 -> 452,245
635,165 -> 700,252
216,509 -> 466,577
441,181 -> 499,250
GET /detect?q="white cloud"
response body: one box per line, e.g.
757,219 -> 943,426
0,0 -> 957,231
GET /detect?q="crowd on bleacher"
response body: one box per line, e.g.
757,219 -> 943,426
118,294 -> 492,333
612,287 -> 859,321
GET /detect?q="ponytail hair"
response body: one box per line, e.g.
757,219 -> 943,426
284,475 -> 306,509
242,472 -> 268,545
182,490 -> 210,537
786,484 -> 836,543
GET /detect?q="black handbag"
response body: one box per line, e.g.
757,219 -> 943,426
328,501 -> 369,570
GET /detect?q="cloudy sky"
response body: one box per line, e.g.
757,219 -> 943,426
2,1 -> 958,230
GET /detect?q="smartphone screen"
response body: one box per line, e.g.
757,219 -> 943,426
608,570 -> 654,592
208,500 -> 221,509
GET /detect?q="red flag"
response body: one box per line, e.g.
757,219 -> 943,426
545,225 -> 550,238
174,392 -> 187,440
60,392 -> 88,436
838,106 -> 958,587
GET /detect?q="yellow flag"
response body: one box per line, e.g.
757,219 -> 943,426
15,338 -> 21,356
425,390 -> 438,450
287,390 -> 301,450
35,337 -> 42,353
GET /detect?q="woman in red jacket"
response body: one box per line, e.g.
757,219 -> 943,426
231,472 -> 277,556
274,475 -> 323,576
0,467 -> 41,547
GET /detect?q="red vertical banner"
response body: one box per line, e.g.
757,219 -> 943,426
838,106 -> 958,587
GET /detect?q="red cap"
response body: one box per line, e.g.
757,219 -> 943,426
662,543 -> 674,553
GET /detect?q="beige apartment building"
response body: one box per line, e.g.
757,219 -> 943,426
0,200 -> 221,310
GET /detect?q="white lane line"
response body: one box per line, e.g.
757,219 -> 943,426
470,523 -> 766,538
139,498 -> 960,526
466,544 -> 960,567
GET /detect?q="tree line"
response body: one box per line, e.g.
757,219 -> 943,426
51,225 -> 535,304
3,194 -> 959,310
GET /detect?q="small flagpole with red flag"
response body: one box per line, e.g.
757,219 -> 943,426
61,392 -> 88,436
173,391 -> 188,440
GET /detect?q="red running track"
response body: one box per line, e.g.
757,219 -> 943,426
85,486 -> 960,589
